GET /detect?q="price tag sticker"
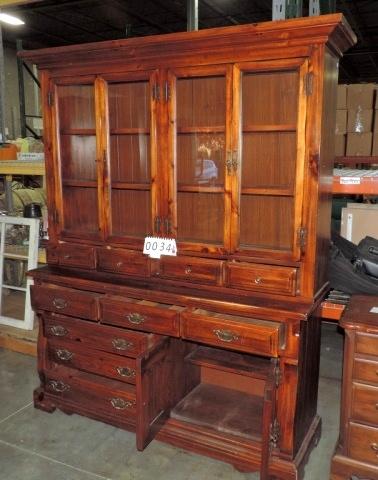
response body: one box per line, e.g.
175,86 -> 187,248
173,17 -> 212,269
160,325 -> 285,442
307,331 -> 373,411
143,237 -> 177,259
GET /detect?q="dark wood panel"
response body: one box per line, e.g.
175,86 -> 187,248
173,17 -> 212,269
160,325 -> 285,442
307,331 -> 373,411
57,84 -> 95,130
110,189 -> 151,238
108,81 -> 150,130
110,134 -> 151,184
47,243 -> 97,270
97,248 -> 150,277
62,186 -> 100,238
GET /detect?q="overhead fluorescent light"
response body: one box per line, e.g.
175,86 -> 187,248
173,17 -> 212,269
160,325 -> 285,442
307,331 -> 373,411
0,13 -> 24,25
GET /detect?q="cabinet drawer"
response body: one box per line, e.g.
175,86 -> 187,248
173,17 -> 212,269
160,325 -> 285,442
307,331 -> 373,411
100,296 -> 182,336
181,309 -> 283,357
31,285 -> 99,321
48,339 -> 138,384
226,262 -> 297,296
349,422 -> 378,464
354,357 -> 378,385
97,248 -> 149,277
356,333 -> 378,357
44,313 -> 162,358
351,383 -> 378,425
47,244 -> 97,269
152,256 -> 223,285
44,367 -> 136,419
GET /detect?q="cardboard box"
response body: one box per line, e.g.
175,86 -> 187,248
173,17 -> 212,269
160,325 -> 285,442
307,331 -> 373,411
347,109 -> 373,133
346,132 -> 372,156
335,109 -> 347,134
335,134 -> 346,156
341,203 -> 378,244
337,84 -> 347,109
347,84 -> 376,109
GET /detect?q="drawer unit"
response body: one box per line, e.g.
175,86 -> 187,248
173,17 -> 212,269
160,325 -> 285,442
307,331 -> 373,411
349,422 -> 378,465
356,333 -> 378,357
47,244 -> 97,269
100,296 -> 182,336
353,357 -> 378,385
97,248 -> 150,277
151,256 -> 223,286
181,309 -> 283,357
44,313 -> 162,358
31,284 -> 99,320
226,262 -> 297,296
351,383 -> 378,425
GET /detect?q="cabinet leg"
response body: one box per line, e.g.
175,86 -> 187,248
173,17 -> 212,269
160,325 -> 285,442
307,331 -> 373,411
33,387 -> 56,413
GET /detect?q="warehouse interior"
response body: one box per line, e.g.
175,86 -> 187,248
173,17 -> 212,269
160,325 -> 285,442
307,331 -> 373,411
0,2 -> 378,480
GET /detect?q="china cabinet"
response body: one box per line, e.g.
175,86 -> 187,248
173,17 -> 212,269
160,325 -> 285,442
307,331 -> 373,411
23,13 -> 355,479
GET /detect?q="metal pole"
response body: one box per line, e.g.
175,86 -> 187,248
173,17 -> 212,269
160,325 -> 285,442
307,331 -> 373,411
0,20 -> 6,142
187,0 -> 198,31
16,39 -> 26,138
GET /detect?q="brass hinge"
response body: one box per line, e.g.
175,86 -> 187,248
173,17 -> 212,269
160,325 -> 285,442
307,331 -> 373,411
305,72 -> 314,96
164,81 -> 171,102
274,364 -> 282,387
226,150 -> 238,174
297,227 -> 307,249
152,84 -> 160,101
47,91 -> 54,107
269,418 -> 280,450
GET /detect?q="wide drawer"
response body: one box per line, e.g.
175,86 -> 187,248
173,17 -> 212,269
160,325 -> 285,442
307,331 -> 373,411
31,284 -> 99,320
226,262 -> 297,296
48,339 -> 138,384
100,296 -> 182,336
44,313 -> 162,358
151,256 -> 223,286
356,333 -> 378,357
349,422 -> 378,465
47,244 -> 97,269
351,383 -> 378,425
354,357 -> 378,385
97,248 -> 149,277
44,366 -> 136,419
181,309 -> 283,357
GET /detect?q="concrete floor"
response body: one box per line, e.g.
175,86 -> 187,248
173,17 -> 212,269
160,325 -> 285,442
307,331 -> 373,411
0,322 -> 343,480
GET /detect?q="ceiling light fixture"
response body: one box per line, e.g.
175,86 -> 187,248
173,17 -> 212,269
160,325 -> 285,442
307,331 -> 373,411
0,13 -> 24,25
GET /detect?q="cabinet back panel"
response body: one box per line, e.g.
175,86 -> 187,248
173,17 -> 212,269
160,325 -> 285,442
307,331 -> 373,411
110,189 -> 150,238
57,85 -> 95,130
60,135 -> 97,181
62,186 -> 99,236
110,135 -> 151,184
108,81 -> 150,130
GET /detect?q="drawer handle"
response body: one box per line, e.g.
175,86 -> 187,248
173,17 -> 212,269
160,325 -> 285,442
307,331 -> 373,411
63,254 -> 71,260
127,312 -> 145,325
254,277 -> 262,285
112,338 -> 133,351
55,349 -> 73,361
47,380 -> 70,392
185,265 -> 192,275
52,298 -> 68,310
370,442 -> 378,452
49,325 -> 68,337
116,366 -> 136,378
110,397 -> 135,410
213,329 -> 239,343
116,261 -> 123,269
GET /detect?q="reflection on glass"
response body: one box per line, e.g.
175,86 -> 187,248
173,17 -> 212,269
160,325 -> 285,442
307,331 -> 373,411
58,85 -> 95,130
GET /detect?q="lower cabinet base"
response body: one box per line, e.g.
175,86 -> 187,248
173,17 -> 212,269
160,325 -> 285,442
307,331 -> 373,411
330,451 -> 378,480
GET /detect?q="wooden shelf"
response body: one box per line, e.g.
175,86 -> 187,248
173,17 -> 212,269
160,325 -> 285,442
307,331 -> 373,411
333,168 -> 378,194
0,160 -> 45,176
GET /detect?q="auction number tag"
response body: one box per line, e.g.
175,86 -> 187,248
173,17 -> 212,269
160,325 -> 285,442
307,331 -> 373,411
143,237 -> 177,259
340,176 -> 361,185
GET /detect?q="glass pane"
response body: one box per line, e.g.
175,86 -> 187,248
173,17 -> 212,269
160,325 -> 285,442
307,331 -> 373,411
58,85 -> 95,130
242,71 -> 298,125
177,192 -> 223,244
110,135 -> 150,183
177,76 -> 226,128
242,132 -> 296,189
177,133 -> 225,186
240,195 -> 293,250
60,135 -> 96,181
111,190 -> 150,238
2,290 -> 25,321
108,81 -> 150,130
62,187 -> 99,235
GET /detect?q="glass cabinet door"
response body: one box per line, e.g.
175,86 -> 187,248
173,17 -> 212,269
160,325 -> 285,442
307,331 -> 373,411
55,79 -> 101,240
168,66 -> 232,254
232,60 -> 308,261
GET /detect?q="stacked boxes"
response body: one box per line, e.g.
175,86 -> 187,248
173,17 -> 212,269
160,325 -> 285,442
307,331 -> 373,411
335,83 -> 377,156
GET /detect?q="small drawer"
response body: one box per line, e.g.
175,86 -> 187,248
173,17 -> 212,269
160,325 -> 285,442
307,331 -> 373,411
44,367 -> 136,419
181,309 -> 283,357
351,383 -> 378,426
356,333 -> 378,357
226,262 -> 297,296
47,244 -> 97,269
349,422 -> 378,464
151,256 -> 223,286
97,248 -> 149,277
31,284 -> 99,321
44,313 -> 163,358
100,296 -> 182,336
354,357 -> 378,385
48,339 -> 138,384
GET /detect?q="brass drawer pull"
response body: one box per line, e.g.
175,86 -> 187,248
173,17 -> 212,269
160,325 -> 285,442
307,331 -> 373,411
112,338 -> 133,351
55,349 -> 73,361
254,277 -> 262,285
213,329 -> 239,343
185,265 -> 192,275
127,312 -> 145,325
49,325 -> 68,337
116,261 -> 123,268
370,442 -> 378,452
52,298 -> 68,310
47,380 -> 70,392
63,254 -> 71,260
116,366 -> 136,378
110,397 -> 135,410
